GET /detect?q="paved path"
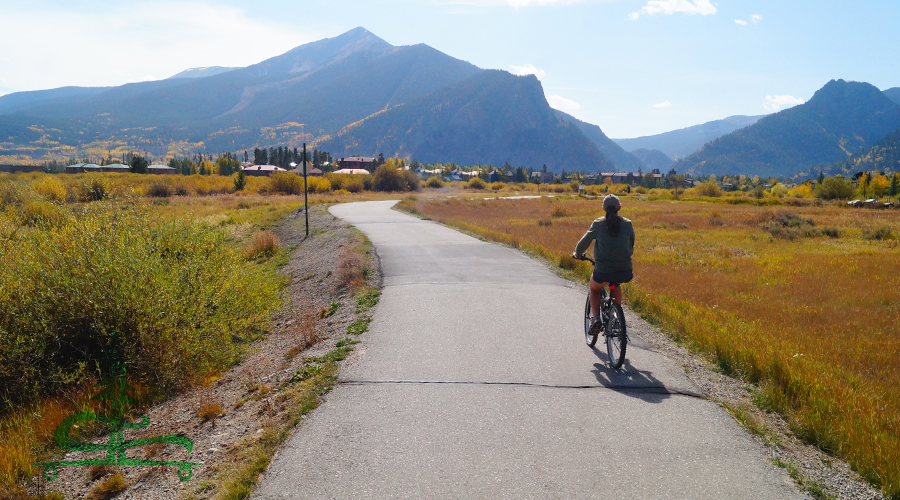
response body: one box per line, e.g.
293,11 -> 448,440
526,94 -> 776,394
253,200 -> 800,499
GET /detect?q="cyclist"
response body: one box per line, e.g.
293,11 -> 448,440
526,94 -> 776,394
572,194 -> 635,327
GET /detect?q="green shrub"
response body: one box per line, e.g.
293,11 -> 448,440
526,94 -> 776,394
372,164 -> 420,192
814,176 -> 855,200
695,182 -> 723,197
425,176 -> 444,188
266,172 -> 303,195
0,203 -> 280,411
466,177 -> 487,190
145,182 -> 172,198
863,226 -> 897,241
72,175 -> 111,202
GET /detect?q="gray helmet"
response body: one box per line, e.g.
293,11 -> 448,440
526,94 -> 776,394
603,194 -> 621,210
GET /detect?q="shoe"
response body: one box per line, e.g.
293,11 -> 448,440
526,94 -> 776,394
590,314 -> 604,334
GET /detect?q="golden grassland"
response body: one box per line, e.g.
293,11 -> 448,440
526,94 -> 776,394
402,195 -> 900,497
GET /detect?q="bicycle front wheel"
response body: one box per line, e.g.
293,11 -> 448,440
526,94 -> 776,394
605,303 -> 627,368
584,295 -> 598,347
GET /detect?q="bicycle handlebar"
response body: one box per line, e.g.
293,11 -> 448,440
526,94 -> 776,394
574,253 -> 595,265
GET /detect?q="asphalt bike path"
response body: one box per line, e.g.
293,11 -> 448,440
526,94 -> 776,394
253,200 -> 800,499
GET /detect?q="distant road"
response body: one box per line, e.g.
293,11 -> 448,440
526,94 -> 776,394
253,200 -> 799,499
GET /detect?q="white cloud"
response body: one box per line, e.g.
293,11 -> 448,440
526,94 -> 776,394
751,14 -> 763,23
627,12 -> 640,20
764,95 -> 805,112
509,64 -> 547,77
653,101 -> 673,108
629,0 -> 716,19
547,95 -> 581,113
734,19 -> 748,25
0,2 -> 318,93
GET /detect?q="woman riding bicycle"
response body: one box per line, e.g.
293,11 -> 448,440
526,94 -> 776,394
572,194 -> 635,326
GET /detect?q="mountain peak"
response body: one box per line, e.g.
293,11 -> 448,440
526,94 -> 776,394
245,27 -> 393,78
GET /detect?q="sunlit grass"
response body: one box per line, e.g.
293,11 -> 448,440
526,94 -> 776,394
404,196 -> 900,497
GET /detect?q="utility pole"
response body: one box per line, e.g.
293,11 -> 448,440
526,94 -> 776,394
303,143 -> 309,238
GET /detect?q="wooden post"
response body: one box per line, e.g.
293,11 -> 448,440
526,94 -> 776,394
303,143 -> 309,238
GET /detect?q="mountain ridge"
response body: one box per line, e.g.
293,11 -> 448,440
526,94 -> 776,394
316,70 -> 615,172
674,80 -> 900,177
613,115 -> 764,159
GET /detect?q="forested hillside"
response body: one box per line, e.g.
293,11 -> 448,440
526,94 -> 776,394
811,126 -> 900,178
675,80 -> 900,177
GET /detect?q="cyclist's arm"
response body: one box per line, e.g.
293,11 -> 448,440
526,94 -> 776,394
573,223 -> 597,256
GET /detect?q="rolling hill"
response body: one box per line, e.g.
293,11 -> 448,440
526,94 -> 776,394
612,115 -> 763,160
674,80 -> 900,177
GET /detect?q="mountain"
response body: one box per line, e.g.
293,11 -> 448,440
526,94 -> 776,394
168,66 -> 238,79
0,28 -> 484,157
613,115 -> 763,159
630,149 -> 673,172
0,86 -> 110,114
810,126 -> 900,179
0,27 -> 632,172
674,80 -> 900,178
554,111 -> 644,171
317,71 -> 614,172
885,87 -> 900,106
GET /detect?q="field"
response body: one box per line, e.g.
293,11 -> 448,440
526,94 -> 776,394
402,195 -> 900,497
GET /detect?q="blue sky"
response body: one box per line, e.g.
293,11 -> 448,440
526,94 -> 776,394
0,0 -> 897,138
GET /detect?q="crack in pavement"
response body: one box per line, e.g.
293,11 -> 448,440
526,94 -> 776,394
337,379 -> 706,398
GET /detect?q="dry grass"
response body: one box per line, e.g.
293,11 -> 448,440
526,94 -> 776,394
243,230 -> 281,260
87,465 -> 114,482
198,403 -> 226,423
84,472 -> 126,500
407,196 -> 900,497
336,250 -> 369,291
284,313 -> 321,360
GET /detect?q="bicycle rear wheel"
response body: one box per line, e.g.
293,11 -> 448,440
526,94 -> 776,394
584,295 -> 598,347
605,303 -> 627,368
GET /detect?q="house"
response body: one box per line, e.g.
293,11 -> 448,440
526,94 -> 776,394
242,165 -> 287,177
287,165 -> 323,176
331,168 -> 370,175
531,171 -> 555,183
337,157 -> 376,171
100,163 -> 130,173
148,164 -> 176,175
0,164 -> 45,173
65,163 -> 89,174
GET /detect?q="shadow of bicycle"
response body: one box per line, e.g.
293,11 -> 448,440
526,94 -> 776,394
588,348 -> 671,404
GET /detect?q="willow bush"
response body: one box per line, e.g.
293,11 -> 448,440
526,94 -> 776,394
0,203 -> 281,411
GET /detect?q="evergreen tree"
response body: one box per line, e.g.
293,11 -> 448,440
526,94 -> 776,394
817,170 -> 825,185
889,173 -> 900,197
234,169 -> 247,191
129,155 -> 149,174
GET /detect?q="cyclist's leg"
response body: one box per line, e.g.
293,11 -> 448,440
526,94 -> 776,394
610,284 -> 622,305
589,276 -> 605,317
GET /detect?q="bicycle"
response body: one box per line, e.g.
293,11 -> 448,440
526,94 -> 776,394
576,254 -> 628,369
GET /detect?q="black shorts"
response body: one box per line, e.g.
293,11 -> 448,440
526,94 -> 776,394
592,269 -> 633,285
